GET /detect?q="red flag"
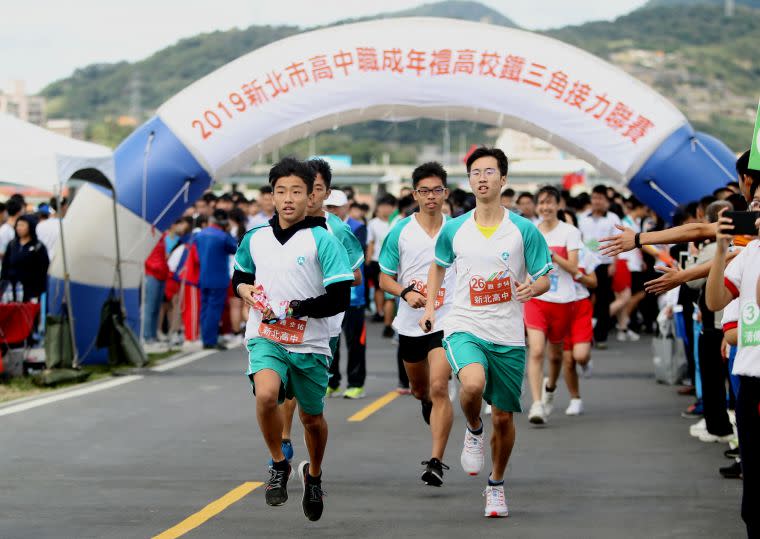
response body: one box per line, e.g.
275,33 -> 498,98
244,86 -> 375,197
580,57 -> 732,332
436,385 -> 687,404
462,144 -> 479,165
562,170 -> 585,190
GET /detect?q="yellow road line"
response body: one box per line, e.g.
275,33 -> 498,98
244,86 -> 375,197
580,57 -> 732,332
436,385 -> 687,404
348,391 -> 400,422
152,481 -> 264,539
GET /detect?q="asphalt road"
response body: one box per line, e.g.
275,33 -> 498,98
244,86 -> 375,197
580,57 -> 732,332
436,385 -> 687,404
0,322 -> 745,538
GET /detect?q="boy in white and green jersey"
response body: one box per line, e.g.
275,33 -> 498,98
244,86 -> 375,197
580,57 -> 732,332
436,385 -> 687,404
233,157 -> 353,522
420,147 -> 552,518
273,159 -> 364,467
378,162 -> 457,487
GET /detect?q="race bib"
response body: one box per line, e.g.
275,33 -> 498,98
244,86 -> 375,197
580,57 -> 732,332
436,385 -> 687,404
469,274 -> 512,306
410,279 -> 446,310
740,302 -> 760,347
259,318 -> 307,345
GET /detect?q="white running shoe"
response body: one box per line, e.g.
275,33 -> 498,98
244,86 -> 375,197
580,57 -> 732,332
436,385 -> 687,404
484,484 -> 509,518
541,377 -> 555,417
689,418 -> 707,438
484,404 -> 492,416
626,329 -> 640,342
616,329 -> 627,342
565,398 -> 584,416
698,431 -> 734,444
528,401 -> 546,426
460,425 -> 485,476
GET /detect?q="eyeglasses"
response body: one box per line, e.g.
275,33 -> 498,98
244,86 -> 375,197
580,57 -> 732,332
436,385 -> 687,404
467,168 -> 499,180
415,187 -> 446,196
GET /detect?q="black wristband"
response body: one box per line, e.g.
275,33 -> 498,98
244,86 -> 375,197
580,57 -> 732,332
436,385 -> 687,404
400,284 -> 416,301
634,232 -> 642,249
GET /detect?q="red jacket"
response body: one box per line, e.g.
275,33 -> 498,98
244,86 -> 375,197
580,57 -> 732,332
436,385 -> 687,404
144,232 -> 169,281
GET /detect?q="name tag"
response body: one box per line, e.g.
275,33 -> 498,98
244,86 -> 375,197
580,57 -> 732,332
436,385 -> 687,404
410,279 -> 446,310
469,274 -> 511,306
259,318 -> 307,345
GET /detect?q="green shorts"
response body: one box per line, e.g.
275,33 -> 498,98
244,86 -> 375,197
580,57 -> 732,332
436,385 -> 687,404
329,335 -> 340,360
246,338 -> 330,415
442,331 -> 525,413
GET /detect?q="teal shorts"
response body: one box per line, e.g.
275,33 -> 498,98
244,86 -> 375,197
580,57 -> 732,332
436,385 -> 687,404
246,338 -> 330,415
442,331 -> 526,413
329,335 -> 340,360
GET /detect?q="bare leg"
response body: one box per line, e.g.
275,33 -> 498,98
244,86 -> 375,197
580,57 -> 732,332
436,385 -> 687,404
253,369 -> 285,462
563,350 -> 580,399
229,296 -> 243,334
383,299 -> 394,328
610,288 -> 631,320
299,408 -> 328,477
281,397 -> 297,440
546,342 -> 563,390
405,359 -> 431,402
429,349 -> 453,460
458,363 -> 486,430
526,329 -> 547,403
490,407 -> 516,481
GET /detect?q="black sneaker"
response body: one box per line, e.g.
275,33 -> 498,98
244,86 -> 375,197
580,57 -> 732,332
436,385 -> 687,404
382,326 -> 395,338
265,460 -> 291,506
421,458 -> 450,487
421,400 -> 433,425
719,461 -> 742,479
724,446 -> 740,459
297,461 -> 325,521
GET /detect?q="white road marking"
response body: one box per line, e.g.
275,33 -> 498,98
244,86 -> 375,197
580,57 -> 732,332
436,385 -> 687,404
151,350 -> 215,372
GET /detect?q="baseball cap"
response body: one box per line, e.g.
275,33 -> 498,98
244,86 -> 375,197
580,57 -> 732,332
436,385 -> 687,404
324,190 -> 348,207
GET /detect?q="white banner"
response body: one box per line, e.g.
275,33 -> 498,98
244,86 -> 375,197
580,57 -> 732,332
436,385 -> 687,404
158,17 -> 687,181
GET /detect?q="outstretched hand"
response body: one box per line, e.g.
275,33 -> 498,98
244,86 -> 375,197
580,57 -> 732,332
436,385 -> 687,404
599,225 -> 635,257
644,266 -> 683,295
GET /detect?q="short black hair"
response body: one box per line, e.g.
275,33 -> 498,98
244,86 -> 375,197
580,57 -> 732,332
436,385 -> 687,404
308,158 -> 333,189
736,150 -> 760,198
9,194 -> 25,205
501,188 -> 515,198
698,195 -> 717,211
218,193 -> 233,203
259,184 -> 273,195
516,191 -> 534,203
536,186 -> 561,204
202,192 -> 217,203
465,147 -> 509,177
727,181 -> 740,190
0,202 -> 5,214
412,162 -> 448,188
626,196 -> 644,209
398,194 -> 415,212
377,194 -> 397,207
713,187 -> 733,198
591,184 -> 608,197
6,198 -> 22,217
268,157 -> 315,193
727,193 -> 748,211
212,208 -> 229,224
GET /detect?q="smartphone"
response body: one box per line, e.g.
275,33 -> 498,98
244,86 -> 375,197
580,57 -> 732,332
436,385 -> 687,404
678,252 -> 689,270
725,211 -> 760,236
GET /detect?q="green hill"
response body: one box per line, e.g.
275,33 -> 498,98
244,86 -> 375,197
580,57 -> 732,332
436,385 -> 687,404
643,0 -> 760,9
41,2 -> 758,153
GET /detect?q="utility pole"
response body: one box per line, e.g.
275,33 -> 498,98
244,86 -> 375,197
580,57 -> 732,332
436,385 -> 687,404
725,0 -> 735,17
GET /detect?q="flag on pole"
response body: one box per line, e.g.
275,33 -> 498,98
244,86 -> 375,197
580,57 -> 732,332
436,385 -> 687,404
562,170 -> 586,190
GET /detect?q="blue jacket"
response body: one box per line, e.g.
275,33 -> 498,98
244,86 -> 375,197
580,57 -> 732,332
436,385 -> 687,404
194,225 -> 237,289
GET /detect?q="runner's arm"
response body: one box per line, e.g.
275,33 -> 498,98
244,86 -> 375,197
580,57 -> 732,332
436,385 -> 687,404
577,270 -> 597,289
379,272 -> 426,309
646,250 -> 739,295
599,222 -> 717,257
419,263 -> 445,332
550,249 -> 579,275
705,211 -> 735,312
289,281 -> 351,319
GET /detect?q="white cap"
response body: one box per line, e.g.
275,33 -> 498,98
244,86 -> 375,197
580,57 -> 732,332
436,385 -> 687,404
324,190 -> 349,207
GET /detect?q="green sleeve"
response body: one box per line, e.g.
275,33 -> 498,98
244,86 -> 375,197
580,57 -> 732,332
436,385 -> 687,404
512,212 -> 553,280
233,228 -> 257,274
434,214 -> 467,268
328,214 -> 365,271
313,227 -> 355,287
378,217 -> 410,276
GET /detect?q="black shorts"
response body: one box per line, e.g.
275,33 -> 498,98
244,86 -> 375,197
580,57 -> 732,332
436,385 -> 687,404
365,261 -> 381,287
398,331 -> 444,363
631,271 -> 646,294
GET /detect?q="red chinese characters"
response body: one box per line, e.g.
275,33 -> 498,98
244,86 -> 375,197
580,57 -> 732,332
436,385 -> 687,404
258,318 -> 307,345
469,275 -> 512,306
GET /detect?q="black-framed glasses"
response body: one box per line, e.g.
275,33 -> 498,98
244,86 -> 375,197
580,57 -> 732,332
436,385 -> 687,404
415,187 -> 446,196
467,168 -> 499,180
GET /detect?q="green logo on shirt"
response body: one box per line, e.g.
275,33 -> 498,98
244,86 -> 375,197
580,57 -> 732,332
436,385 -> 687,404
501,251 -> 509,261
296,256 -> 305,266
741,303 -> 760,347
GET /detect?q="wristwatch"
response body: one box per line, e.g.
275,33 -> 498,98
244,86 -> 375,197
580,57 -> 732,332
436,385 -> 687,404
400,284 -> 416,302
634,232 -> 642,249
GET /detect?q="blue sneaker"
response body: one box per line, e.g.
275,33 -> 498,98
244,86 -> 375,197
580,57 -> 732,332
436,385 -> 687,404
268,439 -> 294,467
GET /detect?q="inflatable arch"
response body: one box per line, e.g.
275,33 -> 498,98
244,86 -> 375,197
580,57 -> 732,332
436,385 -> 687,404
49,17 -> 737,363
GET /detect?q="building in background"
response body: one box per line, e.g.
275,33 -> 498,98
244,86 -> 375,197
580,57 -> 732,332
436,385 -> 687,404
0,80 -> 46,125
46,119 -> 88,140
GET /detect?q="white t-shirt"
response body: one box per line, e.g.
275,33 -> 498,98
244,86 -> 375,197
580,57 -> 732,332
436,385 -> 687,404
35,218 -> 60,260
721,298 -> 739,332
578,211 -> 622,265
378,214 -> 456,337
536,220 -> 583,304
620,215 -> 644,272
234,223 -> 353,356
723,239 -> 760,377
573,247 -> 602,301
434,209 -> 553,346
367,217 -> 391,262
0,222 -> 15,257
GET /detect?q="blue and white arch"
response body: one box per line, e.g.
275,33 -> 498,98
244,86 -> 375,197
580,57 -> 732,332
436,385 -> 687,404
50,17 -> 736,363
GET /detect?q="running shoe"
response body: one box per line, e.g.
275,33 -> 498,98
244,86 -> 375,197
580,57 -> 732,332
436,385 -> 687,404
725,446 -> 740,459
626,329 -> 640,342
681,401 -> 703,419
541,377 -> 555,417
565,398 -> 584,416
297,461 -> 325,521
528,401 -> 546,425
382,326 -> 395,338
326,386 -> 342,398
421,458 -> 450,487
595,341 -> 608,350
719,460 -> 742,479
265,461 -> 291,506
460,423 -> 485,475
616,329 -> 627,342
267,439 -> 295,467
343,387 -> 366,399
396,386 -> 412,395
689,418 -> 707,438
484,484 -> 509,517
421,400 -> 433,425
698,431 -> 734,444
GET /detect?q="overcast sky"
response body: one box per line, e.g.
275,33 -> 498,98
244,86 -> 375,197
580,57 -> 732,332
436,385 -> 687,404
2,0 -> 648,93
